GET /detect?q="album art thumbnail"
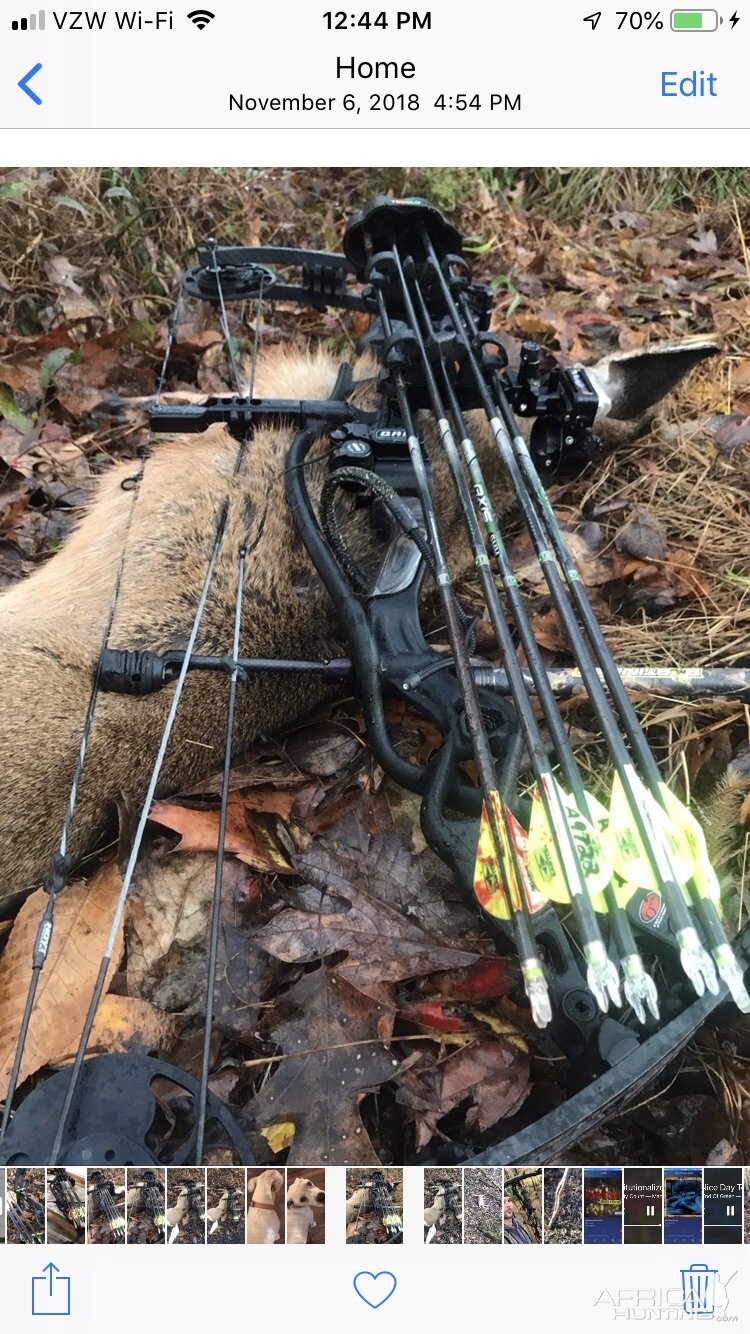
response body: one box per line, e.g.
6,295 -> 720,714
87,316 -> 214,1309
704,1168 -> 742,1245
583,1169 -> 622,1245
623,1168 -> 662,1244
664,1168 -> 702,1245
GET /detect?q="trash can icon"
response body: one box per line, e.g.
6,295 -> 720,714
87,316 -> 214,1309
681,1263 -> 718,1316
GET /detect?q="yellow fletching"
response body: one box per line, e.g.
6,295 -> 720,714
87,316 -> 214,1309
658,783 -> 721,905
608,769 -> 693,890
473,792 -> 546,920
526,779 -> 612,905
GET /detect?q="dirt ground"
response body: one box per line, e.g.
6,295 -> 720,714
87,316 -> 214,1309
464,1168 -> 504,1244
543,1167 -> 582,1244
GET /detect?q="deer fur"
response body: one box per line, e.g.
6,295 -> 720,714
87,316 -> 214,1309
424,1187 -> 446,1228
0,345 -> 516,913
345,1178 -> 396,1224
0,333 -> 702,915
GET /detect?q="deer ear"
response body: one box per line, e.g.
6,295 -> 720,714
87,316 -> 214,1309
590,337 -> 720,422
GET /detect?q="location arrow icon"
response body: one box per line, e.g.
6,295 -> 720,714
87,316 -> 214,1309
584,11 -> 602,29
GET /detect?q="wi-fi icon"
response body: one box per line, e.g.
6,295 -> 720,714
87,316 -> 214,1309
187,8 -> 214,28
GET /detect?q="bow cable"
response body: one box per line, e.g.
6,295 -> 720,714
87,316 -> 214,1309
47,264 -> 268,1164
195,268 -> 268,1161
0,294 -> 184,1146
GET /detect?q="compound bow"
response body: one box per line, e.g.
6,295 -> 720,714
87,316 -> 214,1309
346,1170 -> 403,1242
208,1185 -> 244,1244
7,1168 -> 45,1244
88,1170 -> 126,1243
129,1169 -> 166,1241
49,1167 -> 86,1238
0,195 -> 748,1169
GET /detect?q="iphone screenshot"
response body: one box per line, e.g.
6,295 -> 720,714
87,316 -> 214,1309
1,2 -> 749,1329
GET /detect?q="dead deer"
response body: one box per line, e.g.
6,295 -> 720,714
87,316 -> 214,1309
0,340 -> 714,914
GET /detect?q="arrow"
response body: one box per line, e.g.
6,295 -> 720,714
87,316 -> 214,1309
584,10 -> 602,30
18,63 -> 43,106
42,1261 -> 60,1296
472,792 -> 552,1028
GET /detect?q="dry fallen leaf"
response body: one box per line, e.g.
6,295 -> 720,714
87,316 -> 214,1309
260,1121 -> 296,1154
149,794 -> 293,873
247,968 -> 400,1164
0,862 -> 123,1098
256,837 -> 481,988
59,994 -> 174,1063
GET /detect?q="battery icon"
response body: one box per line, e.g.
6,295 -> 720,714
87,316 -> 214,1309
671,9 -> 720,28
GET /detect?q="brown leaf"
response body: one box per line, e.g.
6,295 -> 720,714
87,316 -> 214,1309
246,968 -> 399,1164
0,863 -> 123,1098
665,548 -> 711,600
507,521 -> 620,589
440,1042 -> 530,1131
285,723 -> 363,778
148,794 -> 293,873
241,787 -> 297,819
57,995 -> 174,1062
712,414 -> 750,457
396,1038 -> 530,1140
615,509 -> 668,562
255,837 -> 481,988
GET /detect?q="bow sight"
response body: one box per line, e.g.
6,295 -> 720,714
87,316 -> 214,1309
1,195 -> 748,1170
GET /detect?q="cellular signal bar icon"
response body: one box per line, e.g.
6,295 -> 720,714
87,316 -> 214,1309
12,9 -> 46,29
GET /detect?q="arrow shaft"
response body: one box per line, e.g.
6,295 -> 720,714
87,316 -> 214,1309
371,257 -> 547,1001
428,256 -> 698,942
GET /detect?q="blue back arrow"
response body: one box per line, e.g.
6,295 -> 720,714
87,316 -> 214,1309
19,63 -> 43,105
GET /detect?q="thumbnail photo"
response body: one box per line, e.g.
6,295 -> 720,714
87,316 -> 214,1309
0,166 -> 748,1173
424,1168 -> 462,1243
206,1167 -> 245,1244
504,1167 -> 543,1244
543,1167 -> 582,1245
346,1168 -> 403,1243
464,1168 -> 503,1244
126,1168 -> 166,1244
6,1167 -> 45,1243
286,1169 -> 325,1245
46,1168 -> 85,1243
87,1169 -> 126,1244
166,1169 -> 205,1244
246,1168 -> 284,1244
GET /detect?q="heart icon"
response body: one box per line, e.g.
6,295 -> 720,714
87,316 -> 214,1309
353,1271 -> 398,1309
